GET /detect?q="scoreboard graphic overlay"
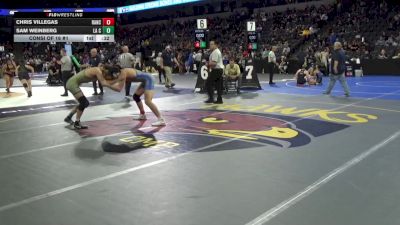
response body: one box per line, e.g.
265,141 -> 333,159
13,12 -> 115,42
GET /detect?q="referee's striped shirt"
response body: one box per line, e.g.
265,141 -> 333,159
119,52 -> 135,68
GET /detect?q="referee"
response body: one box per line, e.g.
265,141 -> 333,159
118,45 -> 135,100
205,40 -> 224,104
268,46 -> 279,85
89,48 -> 103,95
160,45 -> 177,89
58,48 -> 73,97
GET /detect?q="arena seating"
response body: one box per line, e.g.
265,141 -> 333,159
2,0 -> 400,75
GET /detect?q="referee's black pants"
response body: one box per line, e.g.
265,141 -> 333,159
268,62 -> 275,84
124,67 -> 132,96
125,81 -> 132,96
206,68 -> 224,100
195,61 -> 201,73
61,70 -> 73,95
92,80 -> 103,94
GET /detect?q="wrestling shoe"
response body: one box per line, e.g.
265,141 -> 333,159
64,116 -> 74,124
132,114 -> 147,120
151,118 -> 166,126
204,99 -> 214,104
74,121 -> 88,129
214,97 -> 223,104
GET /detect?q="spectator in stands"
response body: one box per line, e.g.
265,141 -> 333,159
42,61 -> 48,73
392,51 -> 400,59
282,43 -> 291,56
303,51 -> 315,69
386,36 -> 398,47
222,52 -> 229,66
395,32 -> 400,43
176,50 -> 185,74
35,57 -> 42,72
320,47 -> 330,75
328,32 -> 337,45
377,49 -> 388,59
261,47 -> 269,74
349,40 -> 360,52
194,50 -> 202,73
185,50 -> 194,74
278,56 -> 288,74
362,50 -> 371,59
375,36 -> 386,46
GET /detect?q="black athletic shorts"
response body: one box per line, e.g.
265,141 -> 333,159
18,72 -> 30,80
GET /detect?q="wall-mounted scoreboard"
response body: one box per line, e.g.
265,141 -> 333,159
247,21 -> 257,50
194,19 -> 207,49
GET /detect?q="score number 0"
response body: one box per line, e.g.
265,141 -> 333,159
102,18 -> 115,26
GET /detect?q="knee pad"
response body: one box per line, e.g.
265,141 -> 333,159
23,83 -> 28,88
133,94 -> 141,103
77,96 -> 89,111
